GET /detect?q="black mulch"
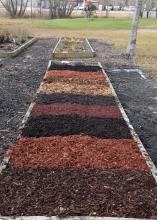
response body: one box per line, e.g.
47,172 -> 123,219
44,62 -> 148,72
0,167 -> 157,218
0,39 -> 57,163
49,63 -> 101,72
22,115 -> 131,139
36,93 -> 117,106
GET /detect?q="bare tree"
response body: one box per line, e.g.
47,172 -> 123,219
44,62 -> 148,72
0,0 -> 29,18
49,0 -> 75,18
126,0 -> 142,57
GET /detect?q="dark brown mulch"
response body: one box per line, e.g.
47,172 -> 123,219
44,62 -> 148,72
10,136 -> 149,171
36,93 -> 117,106
21,115 -> 131,139
0,167 -> 156,217
31,103 -> 122,118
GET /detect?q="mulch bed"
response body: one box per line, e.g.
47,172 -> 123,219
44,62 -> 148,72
31,103 -> 122,118
0,61 -> 157,218
10,136 -> 149,171
22,115 -> 131,138
0,167 -> 157,218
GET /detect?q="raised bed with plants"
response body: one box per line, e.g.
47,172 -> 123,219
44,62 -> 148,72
52,37 -> 96,59
0,30 -> 37,58
0,61 -> 157,219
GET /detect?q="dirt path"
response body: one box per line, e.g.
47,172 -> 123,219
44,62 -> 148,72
0,39 -> 58,163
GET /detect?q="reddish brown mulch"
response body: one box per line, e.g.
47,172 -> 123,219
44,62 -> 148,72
10,136 -> 149,171
0,167 -> 157,217
46,70 -> 104,79
36,93 -> 117,106
31,103 -> 122,118
22,115 -> 132,138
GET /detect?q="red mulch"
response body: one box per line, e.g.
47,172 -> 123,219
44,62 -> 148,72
46,70 -> 104,79
10,136 -> 149,171
31,103 -> 122,118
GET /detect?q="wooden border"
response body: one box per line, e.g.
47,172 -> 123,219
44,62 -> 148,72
0,38 -> 37,58
52,38 -> 96,59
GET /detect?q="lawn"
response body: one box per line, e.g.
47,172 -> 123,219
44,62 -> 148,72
0,17 -> 157,82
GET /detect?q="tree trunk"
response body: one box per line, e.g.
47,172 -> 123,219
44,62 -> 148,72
126,0 -> 142,57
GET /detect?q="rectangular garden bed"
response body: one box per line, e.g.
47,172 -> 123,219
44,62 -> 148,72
52,37 -> 96,59
0,61 -> 157,219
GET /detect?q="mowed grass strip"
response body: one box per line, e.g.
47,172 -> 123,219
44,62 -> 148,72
1,18 -> 157,30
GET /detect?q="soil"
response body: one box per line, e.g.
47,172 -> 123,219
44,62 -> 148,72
10,136 -> 148,171
0,38 -> 57,163
22,115 -> 131,139
0,167 -> 156,218
31,103 -> 122,118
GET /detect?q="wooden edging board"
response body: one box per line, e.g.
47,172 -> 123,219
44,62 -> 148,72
0,37 -> 37,58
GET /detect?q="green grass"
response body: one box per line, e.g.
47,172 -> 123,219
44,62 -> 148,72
34,18 -> 157,30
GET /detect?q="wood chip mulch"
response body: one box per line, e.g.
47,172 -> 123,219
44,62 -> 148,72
10,136 -> 149,171
0,63 -> 157,218
31,103 -> 122,118
0,167 -> 157,218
